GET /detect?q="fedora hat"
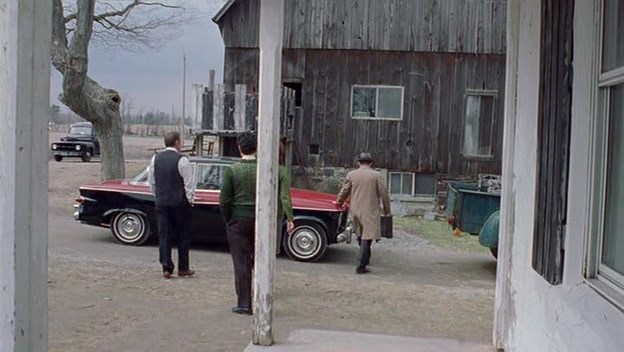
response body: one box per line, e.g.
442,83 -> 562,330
357,152 -> 373,162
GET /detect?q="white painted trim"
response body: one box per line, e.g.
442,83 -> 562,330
580,0 -> 624,304
493,0 -> 522,348
350,85 -> 405,121
598,266 -> 624,292
599,66 -> 624,87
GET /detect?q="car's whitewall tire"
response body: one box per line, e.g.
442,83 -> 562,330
111,212 -> 150,246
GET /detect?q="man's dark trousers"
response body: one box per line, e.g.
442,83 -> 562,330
157,204 -> 192,273
226,218 -> 255,309
356,236 -> 372,268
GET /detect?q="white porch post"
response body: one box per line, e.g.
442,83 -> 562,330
494,0 -> 541,348
0,0 -> 52,351
493,0 -> 520,348
253,0 -> 284,346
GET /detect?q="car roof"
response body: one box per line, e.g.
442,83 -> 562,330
70,122 -> 93,127
189,156 -> 241,165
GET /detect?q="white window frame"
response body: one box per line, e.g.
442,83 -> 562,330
350,85 -> 404,121
462,90 -> 498,160
389,172 -> 414,196
585,0 -> 624,302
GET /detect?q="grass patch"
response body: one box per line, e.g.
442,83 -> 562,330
394,216 -> 488,254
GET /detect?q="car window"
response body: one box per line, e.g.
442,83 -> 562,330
69,126 -> 92,135
196,164 -> 225,190
129,168 -> 149,185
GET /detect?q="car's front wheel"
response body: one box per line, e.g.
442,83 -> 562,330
283,221 -> 327,262
81,150 -> 92,162
111,212 -> 150,246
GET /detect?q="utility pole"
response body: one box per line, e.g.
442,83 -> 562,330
192,83 -> 204,130
181,54 -> 187,146
253,0 -> 284,346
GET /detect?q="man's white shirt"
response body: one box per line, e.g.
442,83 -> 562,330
147,147 -> 195,204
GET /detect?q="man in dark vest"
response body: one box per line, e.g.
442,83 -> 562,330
148,131 -> 196,279
219,131 -> 294,315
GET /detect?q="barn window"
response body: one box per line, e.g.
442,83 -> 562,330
532,0 -> 574,286
389,172 -> 414,196
414,173 -> 437,197
462,90 -> 497,158
587,0 -> 624,294
351,85 -> 404,120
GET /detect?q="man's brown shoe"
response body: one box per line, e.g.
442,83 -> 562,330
163,271 -> 173,279
178,269 -> 196,277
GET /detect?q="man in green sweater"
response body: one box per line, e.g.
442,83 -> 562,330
219,131 -> 294,315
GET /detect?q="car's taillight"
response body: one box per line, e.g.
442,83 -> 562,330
75,197 -> 84,204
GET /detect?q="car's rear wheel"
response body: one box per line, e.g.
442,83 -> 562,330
54,155 -> 63,162
490,247 -> 498,259
283,221 -> 327,262
81,150 -> 92,162
111,212 -> 150,246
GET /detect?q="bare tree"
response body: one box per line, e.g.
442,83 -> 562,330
51,0 -> 187,180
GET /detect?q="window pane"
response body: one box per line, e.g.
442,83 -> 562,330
401,173 -> 413,195
464,95 -> 482,155
415,173 -> 436,196
196,164 -> 223,190
478,96 -> 494,155
377,87 -> 403,119
603,0 -> 624,72
390,173 -> 402,194
603,83 -> 624,276
352,87 -> 376,118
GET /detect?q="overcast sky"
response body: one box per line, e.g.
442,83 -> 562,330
50,0 -> 228,116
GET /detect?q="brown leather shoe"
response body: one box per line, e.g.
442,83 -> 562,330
178,269 -> 196,277
163,271 -> 173,279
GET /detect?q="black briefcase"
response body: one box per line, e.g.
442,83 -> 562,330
381,215 -> 393,239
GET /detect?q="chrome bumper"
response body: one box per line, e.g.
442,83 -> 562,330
73,204 -> 80,220
336,221 -> 354,244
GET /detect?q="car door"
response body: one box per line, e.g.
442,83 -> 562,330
192,162 -> 228,242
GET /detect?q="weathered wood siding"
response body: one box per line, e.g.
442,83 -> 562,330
223,48 -> 505,176
216,0 -> 507,177
217,0 -> 506,54
532,0 -> 574,285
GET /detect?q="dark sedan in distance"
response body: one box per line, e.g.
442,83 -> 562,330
73,157 -> 352,262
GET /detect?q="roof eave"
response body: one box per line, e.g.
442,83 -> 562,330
212,0 -> 237,23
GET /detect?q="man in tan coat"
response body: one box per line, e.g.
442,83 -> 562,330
337,152 -> 391,274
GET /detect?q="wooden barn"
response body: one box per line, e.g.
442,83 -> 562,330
211,0 -> 507,203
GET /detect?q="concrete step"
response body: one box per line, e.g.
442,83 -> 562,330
244,329 -> 493,352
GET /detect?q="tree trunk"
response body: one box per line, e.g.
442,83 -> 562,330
51,0 -> 126,180
95,110 -> 125,180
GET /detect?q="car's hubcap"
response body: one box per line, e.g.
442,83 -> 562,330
116,213 -> 143,242
290,226 -> 320,259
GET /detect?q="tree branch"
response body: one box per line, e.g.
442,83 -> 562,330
51,0 -> 69,73
64,0 -> 96,100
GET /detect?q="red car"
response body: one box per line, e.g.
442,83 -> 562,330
73,157 -> 352,262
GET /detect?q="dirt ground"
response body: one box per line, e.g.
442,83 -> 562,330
47,133 -> 497,352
